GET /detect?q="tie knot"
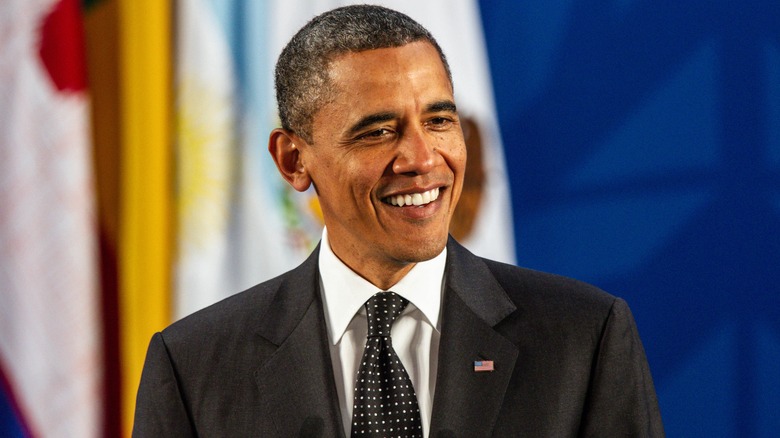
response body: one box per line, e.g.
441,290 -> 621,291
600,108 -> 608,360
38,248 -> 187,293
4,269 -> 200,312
365,291 -> 408,337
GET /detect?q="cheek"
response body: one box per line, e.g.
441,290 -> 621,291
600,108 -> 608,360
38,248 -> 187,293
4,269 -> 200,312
441,140 -> 467,203
349,149 -> 392,179
339,156 -> 383,201
440,138 -> 467,174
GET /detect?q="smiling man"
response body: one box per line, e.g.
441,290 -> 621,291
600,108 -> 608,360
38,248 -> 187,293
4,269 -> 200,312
133,5 -> 663,437
270,39 -> 464,291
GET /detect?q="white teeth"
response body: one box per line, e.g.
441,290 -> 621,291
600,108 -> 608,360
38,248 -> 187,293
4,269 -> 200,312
386,188 -> 440,207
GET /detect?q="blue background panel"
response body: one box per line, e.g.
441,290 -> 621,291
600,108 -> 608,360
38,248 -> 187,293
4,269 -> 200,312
479,1 -> 780,436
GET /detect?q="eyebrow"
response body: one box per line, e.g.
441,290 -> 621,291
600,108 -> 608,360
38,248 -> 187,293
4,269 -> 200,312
345,100 -> 458,137
425,100 -> 457,114
346,112 -> 398,137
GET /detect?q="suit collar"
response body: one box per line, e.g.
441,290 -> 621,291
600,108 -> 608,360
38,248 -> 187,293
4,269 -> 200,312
429,238 -> 519,437
444,237 -> 517,325
253,245 -> 346,437
254,238 -> 516,342
251,239 -> 520,437
254,245 -> 322,346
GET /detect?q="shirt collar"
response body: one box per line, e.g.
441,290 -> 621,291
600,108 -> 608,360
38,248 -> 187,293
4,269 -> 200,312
318,227 -> 447,346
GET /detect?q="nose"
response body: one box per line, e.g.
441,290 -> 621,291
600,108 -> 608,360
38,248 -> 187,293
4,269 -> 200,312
392,127 -> 438,175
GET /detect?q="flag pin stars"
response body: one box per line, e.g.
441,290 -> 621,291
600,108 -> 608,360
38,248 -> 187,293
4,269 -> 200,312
474,360 -> 494,372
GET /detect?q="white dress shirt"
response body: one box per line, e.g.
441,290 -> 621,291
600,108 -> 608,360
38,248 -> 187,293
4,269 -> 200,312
318,228 -> 446,437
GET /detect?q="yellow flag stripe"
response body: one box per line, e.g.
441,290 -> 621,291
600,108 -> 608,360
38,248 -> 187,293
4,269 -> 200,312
117,0 -> 172,435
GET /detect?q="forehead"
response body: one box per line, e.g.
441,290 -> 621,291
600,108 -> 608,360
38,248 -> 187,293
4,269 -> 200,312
324,41 -> 453,107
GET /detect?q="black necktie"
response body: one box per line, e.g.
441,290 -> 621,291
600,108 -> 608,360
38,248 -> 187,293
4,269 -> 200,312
351,292 -> 423,437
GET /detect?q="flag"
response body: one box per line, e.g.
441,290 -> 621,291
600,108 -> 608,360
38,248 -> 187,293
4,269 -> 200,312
173,0 -> 238,318
172,0 -> 322,320
115,0 -> 173,434
474,360 -> 495,372
384,0 -> 516,263
0,0 -> 102,436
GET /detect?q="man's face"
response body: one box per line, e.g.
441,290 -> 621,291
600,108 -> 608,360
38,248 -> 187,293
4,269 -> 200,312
297,41 -> 466,287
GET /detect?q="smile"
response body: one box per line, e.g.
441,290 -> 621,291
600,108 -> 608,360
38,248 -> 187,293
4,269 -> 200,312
384,188 -> 440,207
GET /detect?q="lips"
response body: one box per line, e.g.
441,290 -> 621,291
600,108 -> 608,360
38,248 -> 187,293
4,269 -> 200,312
383,187 -> 440,207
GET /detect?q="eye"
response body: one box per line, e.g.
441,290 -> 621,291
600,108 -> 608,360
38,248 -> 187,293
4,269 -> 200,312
357,128 -> 394,141
426,117 -> 454,130
366,128 -> 389,137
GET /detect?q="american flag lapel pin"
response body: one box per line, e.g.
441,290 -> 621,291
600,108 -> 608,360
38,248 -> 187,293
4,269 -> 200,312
474,360 -> 494,372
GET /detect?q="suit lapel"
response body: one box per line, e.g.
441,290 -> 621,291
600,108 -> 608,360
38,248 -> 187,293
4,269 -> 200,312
249,240 -> 518,436
253,247 -> 346,437
429,240 -> 519,437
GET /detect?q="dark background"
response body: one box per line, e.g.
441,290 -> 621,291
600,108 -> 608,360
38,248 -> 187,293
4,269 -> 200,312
478,1 -> 780,436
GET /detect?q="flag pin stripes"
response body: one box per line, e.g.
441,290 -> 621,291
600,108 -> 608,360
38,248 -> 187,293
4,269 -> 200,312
474,360 -> 494,372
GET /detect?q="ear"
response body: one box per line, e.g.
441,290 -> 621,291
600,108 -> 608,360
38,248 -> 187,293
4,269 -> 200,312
268,128 -> 312,192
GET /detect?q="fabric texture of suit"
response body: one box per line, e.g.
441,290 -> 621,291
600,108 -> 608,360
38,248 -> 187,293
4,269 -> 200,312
133,238 -> 664,437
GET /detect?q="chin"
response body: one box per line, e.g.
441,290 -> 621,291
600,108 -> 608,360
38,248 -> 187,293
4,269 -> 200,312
391,233 -> 448,264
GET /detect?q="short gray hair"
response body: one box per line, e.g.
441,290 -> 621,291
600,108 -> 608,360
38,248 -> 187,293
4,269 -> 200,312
274,4 -> 452,143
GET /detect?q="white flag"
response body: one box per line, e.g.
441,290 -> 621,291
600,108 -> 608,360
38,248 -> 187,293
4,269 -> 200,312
0,0 -> 102,436
173,0 -> 238,318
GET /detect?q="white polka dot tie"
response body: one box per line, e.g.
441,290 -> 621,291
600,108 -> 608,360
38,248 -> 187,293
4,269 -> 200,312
351,292 -> 423,437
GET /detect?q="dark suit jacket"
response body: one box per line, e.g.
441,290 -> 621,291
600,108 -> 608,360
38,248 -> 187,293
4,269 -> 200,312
133,238 -> 663,437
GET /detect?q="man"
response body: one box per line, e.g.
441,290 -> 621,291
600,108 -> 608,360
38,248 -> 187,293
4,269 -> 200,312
134,5 -> 663,437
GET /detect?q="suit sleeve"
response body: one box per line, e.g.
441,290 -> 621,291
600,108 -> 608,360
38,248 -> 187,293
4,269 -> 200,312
578,298 -> 665,437
132,332 -> 196,437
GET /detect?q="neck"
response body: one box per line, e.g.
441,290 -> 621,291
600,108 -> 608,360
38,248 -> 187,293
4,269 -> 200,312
331,248 -> 416,290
